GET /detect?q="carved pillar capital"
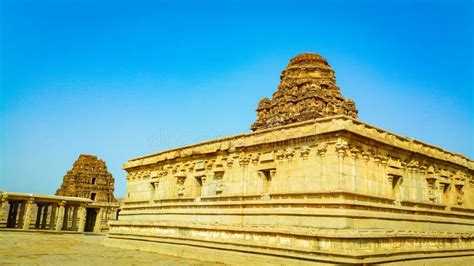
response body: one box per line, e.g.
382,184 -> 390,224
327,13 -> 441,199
275,150 -> 285,161
251,154 -> 260,164
407,159 -> 420,172
350,147 -> 360,159
373,154 -> 382,163
387,174 -> 401,183
335,139 -> 348,158
361,151 -> 371,162
300,146 -> 310,160
269,169 -> 276,178
316,143 -> 328,157
238,157 -> 250,167
285,148 -> 295,160
226,158 -> 234,168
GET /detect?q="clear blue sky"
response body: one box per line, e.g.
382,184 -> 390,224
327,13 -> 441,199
1,0 -> 472,197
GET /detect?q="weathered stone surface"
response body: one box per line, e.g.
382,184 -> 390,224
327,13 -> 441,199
56,154 -> 116,203
251,53 -> 358,131
0,232 -> 216,265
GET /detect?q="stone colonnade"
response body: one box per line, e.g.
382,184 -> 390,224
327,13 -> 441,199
0,192 -> 91,233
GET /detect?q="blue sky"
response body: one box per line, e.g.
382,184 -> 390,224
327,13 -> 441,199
1,0 -> 472,197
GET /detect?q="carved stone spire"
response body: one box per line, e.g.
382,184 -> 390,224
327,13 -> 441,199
251,53 -> 358,131
56,154 -> 116,203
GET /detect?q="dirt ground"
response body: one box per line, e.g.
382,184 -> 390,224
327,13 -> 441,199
0,231 -> 220,265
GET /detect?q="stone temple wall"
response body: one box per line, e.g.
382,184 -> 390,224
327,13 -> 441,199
104,53 -> 473,264
105,116 -> 474,264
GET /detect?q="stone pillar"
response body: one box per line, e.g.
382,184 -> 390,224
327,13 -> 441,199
274,150 -> 285,194
22,198 -> 34,230
388,175 -> 396,198
17,201 -> 26,228
71,206 -> 78,231
62,205 -> 69,230
361,151 -> 371,195
93,208 -> 103,233
49,204 -> 57,230
374,155 -> 382,196
41,204 -> 49,229
411,165 -> 422,202
0,195 -> 8,224
317,145 -> 327,192
35,204 -> 43,229
239,154 -> 250,195
77,205 -> 87,233
380,157 -> 389,197
350,147 -> 359,193
55,201 -> 66,231
335,141 -> 348,191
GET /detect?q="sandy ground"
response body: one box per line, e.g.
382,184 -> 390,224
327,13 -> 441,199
0,231 -> 221,265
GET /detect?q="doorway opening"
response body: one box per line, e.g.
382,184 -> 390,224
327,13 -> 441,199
84,208 -> 97,232
6,201 -> 21,228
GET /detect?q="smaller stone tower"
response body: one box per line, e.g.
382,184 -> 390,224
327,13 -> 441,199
56,154 -> 116,202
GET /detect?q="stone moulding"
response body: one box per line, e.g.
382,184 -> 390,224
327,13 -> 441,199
124,115 -> 472,170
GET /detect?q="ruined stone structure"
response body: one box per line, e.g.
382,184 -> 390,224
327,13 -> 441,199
104,53 -> 474,265
56,154 -> 119,232
251,53 -> 358,131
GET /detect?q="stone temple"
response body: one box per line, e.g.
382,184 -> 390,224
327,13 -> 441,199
104,53 -> 474,264
0,154 -> 119,233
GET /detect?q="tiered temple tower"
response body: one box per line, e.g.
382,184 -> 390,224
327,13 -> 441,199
56,154 -> 116,203
251,53 -> 358,131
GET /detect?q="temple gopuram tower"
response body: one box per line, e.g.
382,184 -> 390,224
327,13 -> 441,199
56,154 -> 116,203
